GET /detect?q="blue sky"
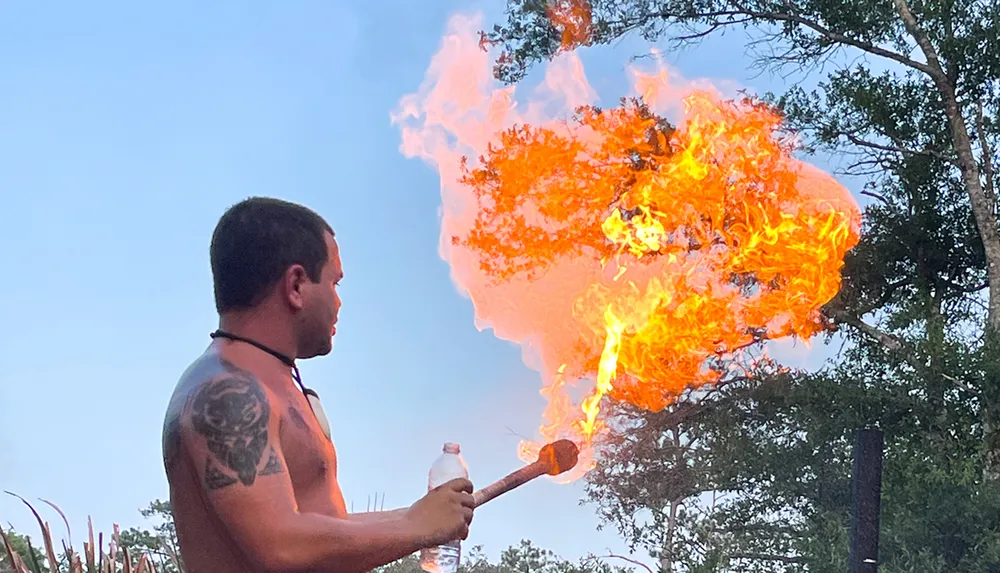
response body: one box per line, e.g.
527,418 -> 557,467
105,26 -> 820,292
0,0 -> 863,566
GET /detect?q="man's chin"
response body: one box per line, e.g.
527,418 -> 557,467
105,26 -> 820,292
300,340 -> 333,360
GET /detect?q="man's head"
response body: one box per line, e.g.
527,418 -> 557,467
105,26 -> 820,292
210,197 -> 342,359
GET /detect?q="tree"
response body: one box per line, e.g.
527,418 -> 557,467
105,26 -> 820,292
478,0 -> 1000,569
584,377 -> 776,571
482,0 -> 1000,475
116,500 -> 183,573
582,150 -> 1000,570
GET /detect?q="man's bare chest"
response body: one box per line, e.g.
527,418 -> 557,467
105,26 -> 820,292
277,392 -> 339,489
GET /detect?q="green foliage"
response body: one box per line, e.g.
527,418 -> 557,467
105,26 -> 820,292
579,145 -> 1000,569
115,500 -> 183,573
1,529 -> 48,573
482,0 -> 1000,91
373,540 -> 637,573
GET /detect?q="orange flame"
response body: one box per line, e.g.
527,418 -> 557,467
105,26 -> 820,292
393,13 -> 861,481
547,0 -> 593,49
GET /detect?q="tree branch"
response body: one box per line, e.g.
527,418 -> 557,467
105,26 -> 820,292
844,278 -> 912,318
842,133 -> 958,166
945,279 -> 989,294
977,100 -> 997,217
640,376 -> 764,431
591,553 -> 656,573
829,310 -> 980,396
860,190 -> 892,206
646,5 -> 937,77
891,0 -> 951,84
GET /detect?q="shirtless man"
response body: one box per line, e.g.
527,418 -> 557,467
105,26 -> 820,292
161,197 -> 474,573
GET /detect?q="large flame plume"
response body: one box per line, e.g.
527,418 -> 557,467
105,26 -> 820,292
392,12 -> 861,480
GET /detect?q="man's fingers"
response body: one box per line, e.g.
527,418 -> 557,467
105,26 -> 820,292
431,478 -> 471,496
445,478 -> 473,493
459,492 -> 475,509
463,507 -> 474,524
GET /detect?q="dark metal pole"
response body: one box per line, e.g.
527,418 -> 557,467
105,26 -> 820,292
849,428 -> 884,572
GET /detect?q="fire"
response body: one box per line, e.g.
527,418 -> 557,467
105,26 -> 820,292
584,306 -> 625,436
392,12 -> 861,481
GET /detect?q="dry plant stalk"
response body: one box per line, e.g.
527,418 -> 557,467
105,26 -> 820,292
2,492 -> 158,573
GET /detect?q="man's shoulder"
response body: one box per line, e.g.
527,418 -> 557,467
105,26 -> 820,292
162,351 -> 274,470
166,352 -> 273,419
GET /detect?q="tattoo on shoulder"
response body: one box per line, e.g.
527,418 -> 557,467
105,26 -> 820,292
205,456 -> 238,489
260,446 -> 284,476
189,369 -> 285,490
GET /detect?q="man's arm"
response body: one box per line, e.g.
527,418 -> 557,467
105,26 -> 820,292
178,368 -> 457,573
349,508 -> 409,523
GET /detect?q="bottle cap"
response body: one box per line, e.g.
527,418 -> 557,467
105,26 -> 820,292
443,442 -> 460,454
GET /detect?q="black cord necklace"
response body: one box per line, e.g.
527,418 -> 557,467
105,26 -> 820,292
209,329 -> 333,442
210,329 -> 309,396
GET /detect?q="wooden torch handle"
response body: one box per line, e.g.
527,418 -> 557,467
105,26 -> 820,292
472,461 -> 550,507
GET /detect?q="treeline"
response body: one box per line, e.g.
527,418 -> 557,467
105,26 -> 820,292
1,499 -> 636,573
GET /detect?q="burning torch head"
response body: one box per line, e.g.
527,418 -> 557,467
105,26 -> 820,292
538,439 -> 580,476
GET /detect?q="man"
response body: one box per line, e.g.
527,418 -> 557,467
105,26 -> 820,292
161,197 -> 474,573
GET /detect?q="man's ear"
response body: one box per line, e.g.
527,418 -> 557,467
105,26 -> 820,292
282,265 -> 310,311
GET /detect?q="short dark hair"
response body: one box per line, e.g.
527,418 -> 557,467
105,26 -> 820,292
210,197 -> 334,313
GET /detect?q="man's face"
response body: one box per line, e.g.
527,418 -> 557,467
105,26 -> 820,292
296,232 -> 342,359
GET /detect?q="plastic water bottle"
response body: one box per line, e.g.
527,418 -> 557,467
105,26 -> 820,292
419,442 -> 469,573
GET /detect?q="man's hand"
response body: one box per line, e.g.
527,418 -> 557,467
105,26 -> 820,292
404,478 -> 475,546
